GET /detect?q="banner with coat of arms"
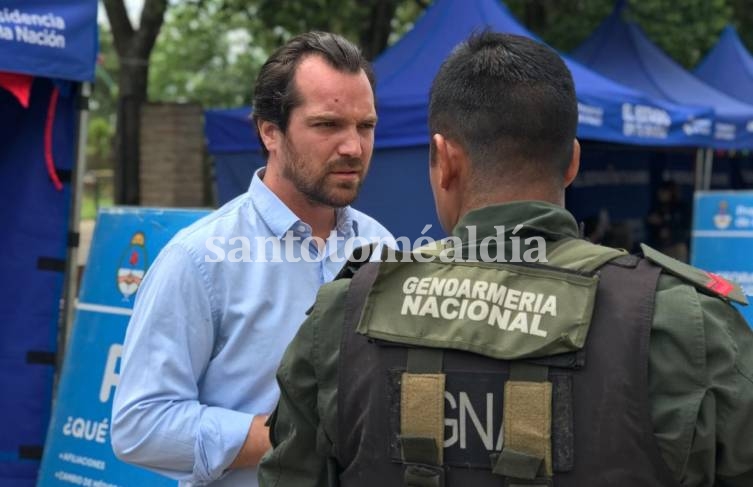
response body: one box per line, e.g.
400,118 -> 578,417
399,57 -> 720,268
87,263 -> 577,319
692,191 -> 753,327
38,207 -> 209,487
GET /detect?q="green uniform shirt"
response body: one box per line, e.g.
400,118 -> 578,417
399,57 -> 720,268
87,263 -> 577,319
259,201 -> 753,487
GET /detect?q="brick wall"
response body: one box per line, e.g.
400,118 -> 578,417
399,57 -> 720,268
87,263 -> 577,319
140,103 -> 207,207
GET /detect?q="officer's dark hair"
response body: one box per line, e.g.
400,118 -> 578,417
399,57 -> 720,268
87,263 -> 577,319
428,32 -> 578,183
252,31 -> 376,157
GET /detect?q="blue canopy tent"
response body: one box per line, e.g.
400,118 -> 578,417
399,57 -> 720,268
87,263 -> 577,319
695,25 -> 753,106
0,1 -> 97,485
570,4 -> 753,253
693,25 -> 753,197
205,0 -> 711,241
372,0 -> 711,148
573,6 -> 753,151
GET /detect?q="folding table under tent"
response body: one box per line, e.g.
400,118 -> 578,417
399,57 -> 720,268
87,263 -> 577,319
205,0 -> 711,242
0,1 -> 97,485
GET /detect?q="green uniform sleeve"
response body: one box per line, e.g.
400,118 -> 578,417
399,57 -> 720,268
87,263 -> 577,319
650,274 -> 753,486
258,280 -> 348,487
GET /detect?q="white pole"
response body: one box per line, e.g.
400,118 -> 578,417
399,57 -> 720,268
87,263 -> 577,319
703,147 -> 714,190
56,82 -> 91,389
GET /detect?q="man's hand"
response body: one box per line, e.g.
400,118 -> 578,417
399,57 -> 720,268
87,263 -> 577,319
229,414 -> 271,469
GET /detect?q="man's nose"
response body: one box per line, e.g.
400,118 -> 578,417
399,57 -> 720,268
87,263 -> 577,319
337,127 -> 363,158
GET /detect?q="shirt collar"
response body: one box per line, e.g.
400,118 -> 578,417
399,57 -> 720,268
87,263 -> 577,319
249,168 -> 301,238
248,168 -> 359,238
451,201 -> 580,243
335,207 -> 358,237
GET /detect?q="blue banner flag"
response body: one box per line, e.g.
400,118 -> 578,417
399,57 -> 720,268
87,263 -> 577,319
0,0 -> 97,81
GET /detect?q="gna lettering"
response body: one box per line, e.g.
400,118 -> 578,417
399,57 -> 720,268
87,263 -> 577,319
444,390 -> 503,451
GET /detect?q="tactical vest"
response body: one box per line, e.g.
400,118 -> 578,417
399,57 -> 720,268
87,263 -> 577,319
335,243 -> 681,487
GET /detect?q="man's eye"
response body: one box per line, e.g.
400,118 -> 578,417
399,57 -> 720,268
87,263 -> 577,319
359,123 -> 376,130
314,121 -> 336,127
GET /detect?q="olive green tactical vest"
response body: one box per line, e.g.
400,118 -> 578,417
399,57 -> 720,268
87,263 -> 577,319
335,245 -> 680,487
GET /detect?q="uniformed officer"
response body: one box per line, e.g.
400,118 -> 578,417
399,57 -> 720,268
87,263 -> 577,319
258,32 -> 753,487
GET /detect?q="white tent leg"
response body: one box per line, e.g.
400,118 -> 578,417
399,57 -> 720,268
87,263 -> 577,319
703,148 -> 714,190
56,82 -> 91,388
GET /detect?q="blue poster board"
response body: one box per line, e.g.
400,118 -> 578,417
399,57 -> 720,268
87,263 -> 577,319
691,192 -> 753,327
38,207 -> 210,487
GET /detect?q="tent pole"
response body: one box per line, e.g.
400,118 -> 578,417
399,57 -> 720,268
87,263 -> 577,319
694,148 -> 705,191
56,82 -> 91,391
703,148 -> 714,190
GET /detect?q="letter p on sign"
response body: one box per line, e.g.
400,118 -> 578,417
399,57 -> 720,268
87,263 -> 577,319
100,344 -> 123,403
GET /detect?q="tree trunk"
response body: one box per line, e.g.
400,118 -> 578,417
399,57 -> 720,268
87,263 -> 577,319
114,62 -> 148,205
104,0 -> 168,205
360,0 -> 398,60
523,0 -> 547,35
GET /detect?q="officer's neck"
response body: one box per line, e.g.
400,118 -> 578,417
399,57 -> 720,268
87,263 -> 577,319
460,183 -> 566,216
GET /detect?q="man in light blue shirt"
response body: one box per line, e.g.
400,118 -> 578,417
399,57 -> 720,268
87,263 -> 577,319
111,31 -> 393,486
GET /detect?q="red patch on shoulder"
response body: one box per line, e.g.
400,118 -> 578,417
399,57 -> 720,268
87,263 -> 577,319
705,272 -> 734,296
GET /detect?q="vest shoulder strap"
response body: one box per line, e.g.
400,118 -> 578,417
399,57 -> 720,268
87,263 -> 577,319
640,243 -> 748,305
546,238 -> 626,272
417,236 -> 625,274
333,243 -> 378,281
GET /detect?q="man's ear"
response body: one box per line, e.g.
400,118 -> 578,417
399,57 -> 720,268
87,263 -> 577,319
258,120 -> 280,155
432,133 -> 461,191
563,138 -> 581,188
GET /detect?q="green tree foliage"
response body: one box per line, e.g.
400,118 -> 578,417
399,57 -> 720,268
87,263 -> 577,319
504,0 -> 614,53
723,0 -> 753,54
148,1 -> 270,108
251,0 -> 424,60
146,0 -> 427,108
86,24 -> 118,170
91,0 -> 753,175
142,0 -> 753,111
505,0 -> 735,69
628,0 -> 732,68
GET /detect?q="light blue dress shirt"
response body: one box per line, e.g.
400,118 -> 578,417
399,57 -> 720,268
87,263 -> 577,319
111,169 -> 394,486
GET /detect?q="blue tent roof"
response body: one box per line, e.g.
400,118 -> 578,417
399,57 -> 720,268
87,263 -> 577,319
573,6 -> 753,149
372,0 -> 711,148
695,26 -> 753,107
204,0 -> 712,155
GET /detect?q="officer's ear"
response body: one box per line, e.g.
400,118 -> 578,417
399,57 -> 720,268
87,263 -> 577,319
563,138 -> 581,188
431,133 -> 463,191
431,133 -> 467,233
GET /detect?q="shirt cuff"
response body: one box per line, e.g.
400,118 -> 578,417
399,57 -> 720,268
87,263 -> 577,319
194,407 -> 254,483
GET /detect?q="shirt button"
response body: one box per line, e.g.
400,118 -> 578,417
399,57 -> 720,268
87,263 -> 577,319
297,225 -> 306,233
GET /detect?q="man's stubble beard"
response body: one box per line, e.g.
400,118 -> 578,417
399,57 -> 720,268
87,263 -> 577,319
281,138 -> 367,208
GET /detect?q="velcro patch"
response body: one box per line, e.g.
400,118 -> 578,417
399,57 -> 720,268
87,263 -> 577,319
401,372 -> 445,464
388,370 -> 573,471
503,380 -> 552,476
358,260 -> 599,360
